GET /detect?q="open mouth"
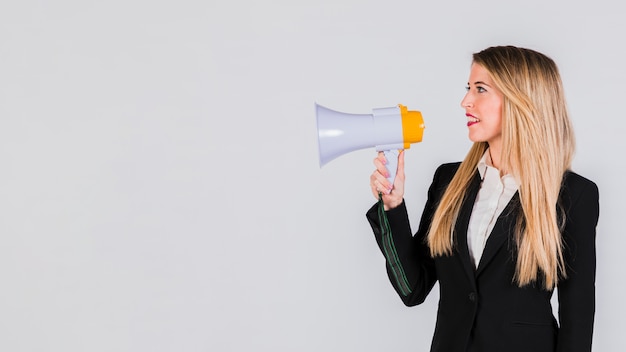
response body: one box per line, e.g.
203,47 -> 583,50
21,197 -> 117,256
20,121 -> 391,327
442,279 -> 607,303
467,114 -> 479,127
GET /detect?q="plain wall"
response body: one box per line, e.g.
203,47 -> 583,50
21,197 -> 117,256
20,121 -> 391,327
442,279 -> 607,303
0,0 -> 623,351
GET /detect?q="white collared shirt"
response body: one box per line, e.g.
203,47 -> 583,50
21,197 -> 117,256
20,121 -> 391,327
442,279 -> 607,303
467,150 -> 519,268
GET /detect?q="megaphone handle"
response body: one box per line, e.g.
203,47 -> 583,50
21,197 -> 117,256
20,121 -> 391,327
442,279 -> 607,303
383,149 -> 400,187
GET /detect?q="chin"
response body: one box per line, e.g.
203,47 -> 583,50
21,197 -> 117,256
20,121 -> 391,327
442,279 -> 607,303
468,135 -> 484,143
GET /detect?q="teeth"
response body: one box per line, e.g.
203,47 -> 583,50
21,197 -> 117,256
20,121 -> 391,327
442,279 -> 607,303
468,117 -> 479,122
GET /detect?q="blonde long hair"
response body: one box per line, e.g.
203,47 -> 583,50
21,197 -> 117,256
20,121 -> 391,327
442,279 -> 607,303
427,46 -> 575,289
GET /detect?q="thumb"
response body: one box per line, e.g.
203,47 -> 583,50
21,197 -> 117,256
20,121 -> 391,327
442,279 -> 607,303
396,150 -> 405,180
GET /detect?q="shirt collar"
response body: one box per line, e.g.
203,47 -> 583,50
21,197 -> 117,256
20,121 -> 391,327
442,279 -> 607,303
476,149 -> 519,187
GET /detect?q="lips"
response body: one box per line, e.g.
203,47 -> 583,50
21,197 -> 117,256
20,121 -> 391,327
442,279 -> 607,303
466,113 -> 479,127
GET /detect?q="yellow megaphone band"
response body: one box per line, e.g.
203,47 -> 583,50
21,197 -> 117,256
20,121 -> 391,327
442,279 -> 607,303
399,104 -> 425,149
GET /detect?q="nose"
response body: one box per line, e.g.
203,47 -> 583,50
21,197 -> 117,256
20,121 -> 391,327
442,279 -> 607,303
461,94 -> 473,109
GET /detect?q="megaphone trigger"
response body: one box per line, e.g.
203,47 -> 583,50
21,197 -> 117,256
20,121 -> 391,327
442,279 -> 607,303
382,149 -> 400,186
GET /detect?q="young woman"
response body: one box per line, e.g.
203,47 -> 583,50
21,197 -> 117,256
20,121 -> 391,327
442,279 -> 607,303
366,46 -> 599,352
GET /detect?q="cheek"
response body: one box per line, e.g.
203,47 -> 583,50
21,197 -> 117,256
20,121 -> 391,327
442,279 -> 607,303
491,103 -> 503,127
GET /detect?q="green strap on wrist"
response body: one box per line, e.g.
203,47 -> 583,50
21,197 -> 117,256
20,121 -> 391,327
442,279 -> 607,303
378,192 -> 412,296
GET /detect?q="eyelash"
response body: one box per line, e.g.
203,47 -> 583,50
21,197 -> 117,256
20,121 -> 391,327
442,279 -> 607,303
465,86 -> 487,93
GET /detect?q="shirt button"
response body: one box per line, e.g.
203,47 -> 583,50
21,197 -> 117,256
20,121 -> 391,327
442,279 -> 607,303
469,292 -> 477,302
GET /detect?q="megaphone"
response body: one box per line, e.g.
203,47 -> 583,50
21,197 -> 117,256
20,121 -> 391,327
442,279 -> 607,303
316,103 -> 425,185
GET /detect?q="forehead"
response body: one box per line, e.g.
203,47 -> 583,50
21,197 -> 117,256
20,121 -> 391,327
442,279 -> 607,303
468,63 -> 494,84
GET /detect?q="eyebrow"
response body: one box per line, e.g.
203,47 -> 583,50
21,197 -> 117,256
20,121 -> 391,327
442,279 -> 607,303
468,80 -> 493,87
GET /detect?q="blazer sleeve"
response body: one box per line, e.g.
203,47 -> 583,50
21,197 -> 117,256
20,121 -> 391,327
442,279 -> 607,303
365,163 -> 454,306
556,174 -> 600,352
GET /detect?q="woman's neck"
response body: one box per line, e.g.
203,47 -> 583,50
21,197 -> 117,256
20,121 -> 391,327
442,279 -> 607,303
487,143 -> 502,171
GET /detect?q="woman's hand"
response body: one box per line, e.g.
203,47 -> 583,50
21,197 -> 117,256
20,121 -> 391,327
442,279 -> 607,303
370,150 -> 405,210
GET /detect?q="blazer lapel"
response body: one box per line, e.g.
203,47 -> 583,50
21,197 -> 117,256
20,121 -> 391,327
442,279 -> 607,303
454,172 -> 482,286
475,192 -> 520,276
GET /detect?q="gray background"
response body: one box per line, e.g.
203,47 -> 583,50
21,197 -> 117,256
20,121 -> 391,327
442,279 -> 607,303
0,0 -> 622,351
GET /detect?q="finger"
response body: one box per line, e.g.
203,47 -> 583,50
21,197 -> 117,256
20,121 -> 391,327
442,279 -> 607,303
373,156 -> 390,178
370,177 -> 386,198
375,152 -> 389,167
395,150 -> 405,180
373,174 -> 392,194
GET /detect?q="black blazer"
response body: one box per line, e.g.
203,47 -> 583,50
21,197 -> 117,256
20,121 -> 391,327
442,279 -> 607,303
366,162 -> 599,352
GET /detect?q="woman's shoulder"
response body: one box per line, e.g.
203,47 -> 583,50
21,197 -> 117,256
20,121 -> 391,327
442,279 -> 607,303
561,170 -> 599,205
429,162 -> 463,188
434,162 -> 462,176
562,170 -> 598,192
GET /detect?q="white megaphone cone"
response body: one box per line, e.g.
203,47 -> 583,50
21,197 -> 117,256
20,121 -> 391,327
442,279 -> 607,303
315,103 -> 425,185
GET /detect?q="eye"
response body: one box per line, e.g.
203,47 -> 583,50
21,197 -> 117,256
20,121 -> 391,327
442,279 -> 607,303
466,85 -> 487,93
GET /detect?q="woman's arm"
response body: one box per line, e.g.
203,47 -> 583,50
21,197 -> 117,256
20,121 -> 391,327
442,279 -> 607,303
556,174 -> 600,352
366,163 -> 454,306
